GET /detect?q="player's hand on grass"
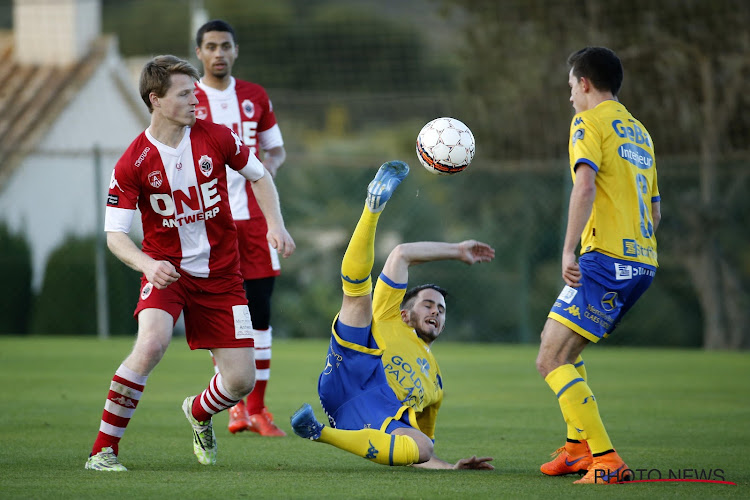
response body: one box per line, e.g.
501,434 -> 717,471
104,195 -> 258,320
453,455 -> 495,470
145,260 -> 181,289
457,240 -> 495,265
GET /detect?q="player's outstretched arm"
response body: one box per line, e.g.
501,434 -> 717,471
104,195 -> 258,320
106,231 -> 180,289
412,454 -> 495,470
381,240 -> 495,284
248,173 -> 296,258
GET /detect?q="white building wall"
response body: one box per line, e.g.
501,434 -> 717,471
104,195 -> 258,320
0,48 -> 147,289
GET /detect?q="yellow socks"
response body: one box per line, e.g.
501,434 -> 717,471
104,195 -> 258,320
545,363 -> 613,454
566,356 -> 588,441
341,206 -> 380,297
319,426 -> 420,466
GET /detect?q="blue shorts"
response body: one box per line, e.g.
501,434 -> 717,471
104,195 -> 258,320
317,320 -> 417,433
548,252 -> 656,342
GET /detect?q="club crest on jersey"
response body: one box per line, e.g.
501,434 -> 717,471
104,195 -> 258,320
141,282 -> 153,300
199,155 -> 213,177
242,99 -> 255,118
148,171 -> 163,188
196,106 -> 208,120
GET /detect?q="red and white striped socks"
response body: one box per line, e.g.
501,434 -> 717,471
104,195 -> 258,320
191,372 -> 241,422
90,364 -> 147,456
246,327 -> 272,415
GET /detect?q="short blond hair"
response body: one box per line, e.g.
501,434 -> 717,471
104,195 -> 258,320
139,55 -> 200,113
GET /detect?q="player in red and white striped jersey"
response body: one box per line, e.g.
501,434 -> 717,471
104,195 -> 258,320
194,19 -> 287,437
84,55 -> 294,472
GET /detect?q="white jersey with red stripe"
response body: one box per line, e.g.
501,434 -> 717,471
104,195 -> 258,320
194,77 -> 283,221
104,119 -> 266,278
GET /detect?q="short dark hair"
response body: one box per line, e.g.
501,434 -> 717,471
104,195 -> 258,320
139,55 -> 200,113
400,284 -> 448,310
196,19 -> 237,47
567,47 -> 623,97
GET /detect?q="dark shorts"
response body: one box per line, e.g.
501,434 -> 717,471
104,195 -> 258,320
317,320 -> 417,432
548,252 -> 656,342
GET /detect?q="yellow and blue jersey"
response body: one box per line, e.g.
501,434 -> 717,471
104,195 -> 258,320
317,272 -> 443,440
373,273 -> 443,440
569,100 -> 659,267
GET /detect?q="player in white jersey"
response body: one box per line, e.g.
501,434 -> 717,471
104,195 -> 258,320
194,19 -> 287,437
84,55 -> 295,472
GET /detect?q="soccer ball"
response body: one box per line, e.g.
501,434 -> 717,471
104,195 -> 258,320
416,117 -> 475,175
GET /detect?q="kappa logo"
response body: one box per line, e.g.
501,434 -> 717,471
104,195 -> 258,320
148,171 -> 163,188
196,106 -> 208,120
564,305 -> 581,319
141,282 -> 153,300
199,155 -> 213,177
574,117 -> 584,126
110,395 -> 136,408
365,440 -> 379,460
109,171 -> 124,192
242,99 -> 255,119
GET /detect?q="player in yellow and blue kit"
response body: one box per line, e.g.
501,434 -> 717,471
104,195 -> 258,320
536,47 -> 661,485
290,161 -> 495,470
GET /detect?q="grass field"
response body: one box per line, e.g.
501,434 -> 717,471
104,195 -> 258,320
1,336 -> 748,499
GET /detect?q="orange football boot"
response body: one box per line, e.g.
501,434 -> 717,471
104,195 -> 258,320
574,450 -> 633,484
248,407 -> 286,437
540,441 -> 593,476
227,400 -> 252,434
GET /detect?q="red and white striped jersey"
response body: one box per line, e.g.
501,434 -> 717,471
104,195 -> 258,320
194,77 -> 283,221
104,119 -> 266,278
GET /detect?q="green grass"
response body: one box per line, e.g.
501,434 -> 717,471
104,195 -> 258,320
1,337 -> 749,499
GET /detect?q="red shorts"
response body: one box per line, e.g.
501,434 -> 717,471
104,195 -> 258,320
236,218 -> 281,280
133,272 -> 254,350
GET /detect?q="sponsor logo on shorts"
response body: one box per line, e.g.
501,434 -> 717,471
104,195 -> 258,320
141,282 -> 153,300
614,263 -> 633,280
601,291 -> 618,311
557,286 -> 578,304
233,304 -> 254,339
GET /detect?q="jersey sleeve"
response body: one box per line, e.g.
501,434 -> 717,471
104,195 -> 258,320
651,162 -> 661,202
104,155 -> 140,232
569,112 -> 602,174
256,88 -> 278,133
217,124 -> 266,180
416,398 -> 442,441
258,123 -> 284,151
373,272 -> 407,323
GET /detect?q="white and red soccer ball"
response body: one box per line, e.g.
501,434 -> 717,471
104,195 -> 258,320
416,117 -> 475,175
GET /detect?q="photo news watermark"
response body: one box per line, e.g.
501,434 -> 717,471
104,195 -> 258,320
592,467 -> 737,485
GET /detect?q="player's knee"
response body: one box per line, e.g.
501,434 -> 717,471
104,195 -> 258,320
222,371 -> 255,399
410,433 -> 434,464
132,336 -> 169,367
